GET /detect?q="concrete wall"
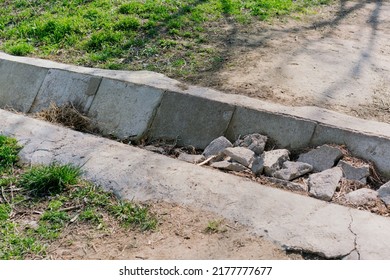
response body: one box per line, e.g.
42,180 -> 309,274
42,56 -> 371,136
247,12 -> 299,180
1,51 -> 390,178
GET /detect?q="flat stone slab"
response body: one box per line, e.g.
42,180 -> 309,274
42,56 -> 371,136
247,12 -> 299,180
338,160 -> 370,184
298,145 -> 343,172
223,147 -> 255,167
178,153 -> 205,164
308,167 -> 343,201
149,91 -> 235,149
2,109 -> 390,259
378,182 -> 390,206
203,136 -> 232,158
234,133 -> 267,155
88,78 -> 163,140
29,69 -> 101,113
263,149 -> 290,176
0,59 -> 48,112
267,177 -> 308,192
210,161 -> 248,172
344,188 -> 378,206
273,161 -> 313,181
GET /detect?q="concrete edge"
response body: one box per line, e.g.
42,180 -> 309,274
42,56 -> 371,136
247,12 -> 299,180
1,109 -> 390,259
1,52 -> 390,178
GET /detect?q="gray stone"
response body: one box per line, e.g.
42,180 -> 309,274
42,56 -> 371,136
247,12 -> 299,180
234,133 -> 267,155
308,167 -> 343,201
378,181 -> 390,206
0,59 -> 48,112
143,145 -> 165,154
267,177 -> 308,192
250,155 -> 264,175
88,78 -> 163,141
273,161 -> 313,181
298,145 -> 343,172
210,161 -> 248,172
223,147 -> 255,167
178,153 -> 205,164
203,136 -> 233,158
344,188 -> 378,206
29,69 -> 101,113
337,160 -> 370,184
263,149 -> 290,176
149,90 -> 235,149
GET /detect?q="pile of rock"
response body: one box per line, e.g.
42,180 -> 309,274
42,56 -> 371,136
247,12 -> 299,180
176,134 -> 390,208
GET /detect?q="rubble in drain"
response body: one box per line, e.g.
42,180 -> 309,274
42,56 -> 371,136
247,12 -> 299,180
140,134 -> 390,217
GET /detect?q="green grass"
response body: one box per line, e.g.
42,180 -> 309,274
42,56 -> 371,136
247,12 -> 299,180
0,135 -> 157,259
18,164 -> 81,197
0,135 -> 21,173
0,0 -> 332,78
205,219 -> 227,233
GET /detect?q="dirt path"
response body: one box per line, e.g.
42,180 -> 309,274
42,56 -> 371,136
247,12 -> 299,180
45,202 -> 300,260
192,0 -> 390,123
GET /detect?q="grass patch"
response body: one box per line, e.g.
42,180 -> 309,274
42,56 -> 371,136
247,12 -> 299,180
0,135 -> 21,173
0,135 -> 157,259
0,0 -> 333,78
19,164 -> 81,197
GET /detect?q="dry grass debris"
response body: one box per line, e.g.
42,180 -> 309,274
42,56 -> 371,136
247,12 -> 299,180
34,102 -> 97,133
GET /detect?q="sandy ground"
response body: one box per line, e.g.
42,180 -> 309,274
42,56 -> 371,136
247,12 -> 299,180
44,202 -> 301,260
191,0 -> 390,123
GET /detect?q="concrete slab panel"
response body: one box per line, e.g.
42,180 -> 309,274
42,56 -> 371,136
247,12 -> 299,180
226,107 -> 317,150
149,91 -> 235,149
29,69 -> 101,113
0,59 -> 47,112
88,78 -> 163,140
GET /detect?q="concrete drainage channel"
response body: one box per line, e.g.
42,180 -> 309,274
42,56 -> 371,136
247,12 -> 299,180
1,52 -> 390,259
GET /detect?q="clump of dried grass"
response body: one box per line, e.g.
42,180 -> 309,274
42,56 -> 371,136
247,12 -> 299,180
34,102 -> 97,133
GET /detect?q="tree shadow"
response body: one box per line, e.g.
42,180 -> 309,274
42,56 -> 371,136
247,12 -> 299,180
198,0 -> 385,107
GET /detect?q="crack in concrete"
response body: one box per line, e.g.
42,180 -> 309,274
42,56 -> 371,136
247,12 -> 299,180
348,209 -> 361,260
48,130 -> 69,158
224,105 -> 237,139
143,89 -> 166,140
307,122 -> 319,146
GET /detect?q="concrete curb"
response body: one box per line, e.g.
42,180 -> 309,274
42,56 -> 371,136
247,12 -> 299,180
1,52 -> 390,178
1,109 -> 390,259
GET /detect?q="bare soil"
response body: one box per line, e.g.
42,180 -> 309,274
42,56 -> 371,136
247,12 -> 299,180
43,202 -> 300,260
190,0 -> 390,123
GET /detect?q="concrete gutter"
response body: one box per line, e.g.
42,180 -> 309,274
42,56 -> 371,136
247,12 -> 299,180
1,109 -> 390,259
1,52 -> 390,178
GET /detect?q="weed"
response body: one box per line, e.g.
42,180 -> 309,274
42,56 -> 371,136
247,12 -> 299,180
3,41 -> 34,56
205,219 -> 227,233
41,210 -> 70,225
0,135 -> 21,173
0,204 -> 11,221
114,16 -> 141,31
109,201 -> 157,231
0,221 -> 44,259
79,207 -> 103,225
18,164 -> 81,197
